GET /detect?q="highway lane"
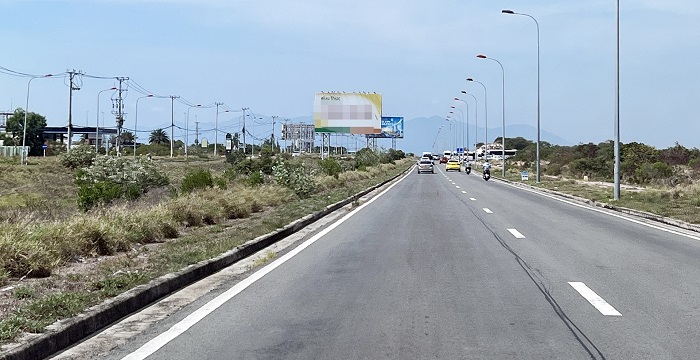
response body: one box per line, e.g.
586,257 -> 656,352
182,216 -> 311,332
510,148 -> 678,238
96,163 -> 700,359
439,164 -> 700,359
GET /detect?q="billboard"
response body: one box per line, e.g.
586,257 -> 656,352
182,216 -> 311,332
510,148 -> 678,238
366,116 -> 404,138
313,92 -> 382,134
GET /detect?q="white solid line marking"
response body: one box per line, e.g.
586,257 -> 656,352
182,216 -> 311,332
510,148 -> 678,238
568,282 -> 622,316
470,198 -> 476,201
483,208 -> 493,214
507,229 -> 526,239
504,182 -> 700,242
120,171 -> 413,360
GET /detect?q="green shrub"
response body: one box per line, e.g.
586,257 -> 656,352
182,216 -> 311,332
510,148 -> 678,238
248,171 -> 264,186
214,177 -> 228,190
180,169 -> 214,193
226,150 -> 247,166
59,144 -> 97,169
77,181 -> 126,211
319,158 -> 343,178
272,160 -> 316,198
354,148 -> 379,169
75,156 -> 169,191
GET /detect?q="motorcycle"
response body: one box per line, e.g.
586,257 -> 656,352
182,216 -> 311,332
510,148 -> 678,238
464,161 -> 472,174
483,168 -> 491,181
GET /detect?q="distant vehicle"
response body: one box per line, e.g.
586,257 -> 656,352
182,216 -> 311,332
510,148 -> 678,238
443,150 -> 452,159
432,153 -> 440,160
439,156 -> 448,164
417,159 -> 435,174
445,159 -> 461,172
422,151 -> 432,159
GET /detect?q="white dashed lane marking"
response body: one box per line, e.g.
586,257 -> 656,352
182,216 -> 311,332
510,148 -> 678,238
507,229 -> 526,239
568,282 -> 622,316
483,208 -> 493,214
455,186 -> 461,189
470,198 -> 476,201
461,191 -> 467,194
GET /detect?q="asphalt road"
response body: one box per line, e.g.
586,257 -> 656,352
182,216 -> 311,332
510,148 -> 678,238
84,164 -> 700,359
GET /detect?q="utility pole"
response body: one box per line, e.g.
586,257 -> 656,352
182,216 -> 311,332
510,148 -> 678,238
169,95 -> 180,158
214,102 -> 223,156
241,107 -> 248,153
283,118 -> 289,153
66,69 -> 83,152
271,115 -> 277,152
113,77 -> 129,155
195,119 -> 200,146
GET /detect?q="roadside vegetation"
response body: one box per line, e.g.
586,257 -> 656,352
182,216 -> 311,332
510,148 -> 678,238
0,145 -> 410,344
475,137 -> 700,224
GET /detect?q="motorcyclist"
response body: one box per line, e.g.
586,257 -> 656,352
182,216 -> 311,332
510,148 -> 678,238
483,159 -> 492,175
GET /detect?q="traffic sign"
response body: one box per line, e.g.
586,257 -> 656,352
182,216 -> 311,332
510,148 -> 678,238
521,171 -> 529,181
42,144 -> 48,149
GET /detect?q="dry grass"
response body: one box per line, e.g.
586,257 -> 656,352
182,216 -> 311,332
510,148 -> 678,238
0,156 -> 412,345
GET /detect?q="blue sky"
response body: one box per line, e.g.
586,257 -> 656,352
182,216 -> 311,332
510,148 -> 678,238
1,0 -> 699,149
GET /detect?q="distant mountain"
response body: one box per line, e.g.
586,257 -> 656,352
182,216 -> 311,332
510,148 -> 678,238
399,116 -> 573,155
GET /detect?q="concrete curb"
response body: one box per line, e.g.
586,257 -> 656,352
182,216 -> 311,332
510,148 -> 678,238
1,167 -> 409,360
500,177 -> 700,235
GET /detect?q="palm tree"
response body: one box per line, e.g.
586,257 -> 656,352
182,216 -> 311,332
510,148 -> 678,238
149,128 -> 170,145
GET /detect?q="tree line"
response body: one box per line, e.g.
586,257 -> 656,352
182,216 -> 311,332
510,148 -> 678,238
493,136 -> 700,186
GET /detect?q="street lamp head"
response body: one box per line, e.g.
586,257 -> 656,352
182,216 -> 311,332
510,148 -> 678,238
476,54 -> 487,59
502,9 -> 515,14
460,91 -> 467,94
466,78 -> 474,82
147,94 -> 153,97
454,97 -> 459,100
110,87 -> 116,90
450,106 -> 456,108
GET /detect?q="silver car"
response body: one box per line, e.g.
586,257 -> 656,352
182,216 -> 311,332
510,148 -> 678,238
417,159 -> 434,174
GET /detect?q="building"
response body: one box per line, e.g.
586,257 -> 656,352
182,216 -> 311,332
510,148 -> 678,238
43,126 -> 118,148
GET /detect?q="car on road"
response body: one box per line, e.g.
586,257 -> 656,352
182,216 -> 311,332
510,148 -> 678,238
445,159 -> 461,172
439,156 -> 448,164
417,159 -> 435,174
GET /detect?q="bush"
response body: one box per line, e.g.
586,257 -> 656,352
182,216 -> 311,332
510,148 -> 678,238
74,156 -> 170,210
354,148 -> 379,169
75,156 -> 169,191
248,171 -> 264,186
59,144 -> 96,169
180,169 -> 214,194
77,181 -> 128,211
272,160 -> 316,198
318,158 -> 343,178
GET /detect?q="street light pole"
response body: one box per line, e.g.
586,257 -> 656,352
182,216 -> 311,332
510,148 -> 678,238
466,78 -> 488,149
214,102 -> 224,157
453,100 -> 469,158
451,106 -> 465,158
22,74 -> 52,165
477,54 -> 507,176
96,87 -> 116,154
134,94 -> 153,159
459,92 -> 478,156
503,9 -> 541,183
614,0 -> 621,200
